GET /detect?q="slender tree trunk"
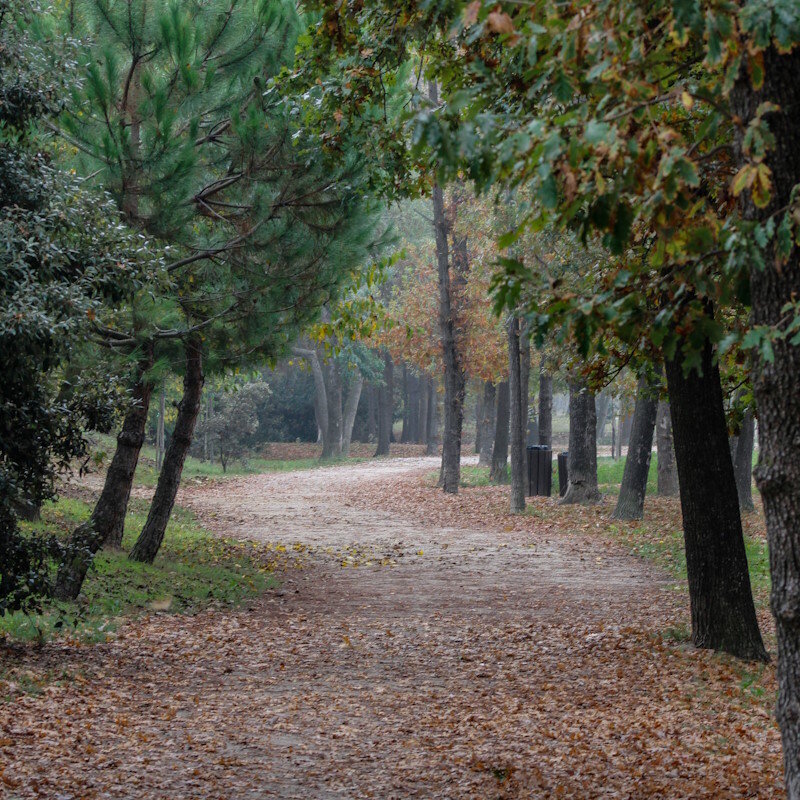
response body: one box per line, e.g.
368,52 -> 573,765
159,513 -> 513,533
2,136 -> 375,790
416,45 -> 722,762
321,360 -> 343,459
408,371 -> 420,442
295,346 -> 328,449
426,377 -> 438,455
400,364 -> 410,443
520,324 -> 531,443
595,393 -> 611,442
732,59 -> 800,794
475,388 -> 485,455
538,360 -> 553,449
732,410 -> 756,512
129,337 -> 204,564
490,381 -> 510,483
54,345 -> 155,599
156,386 -> 166,472
509,317 -> 526,512
561,379 -> 600,505
419,379 -> 429,445
656,400 -> 679,496
366,383 -> 378,442
431,168 -> 465,489
664,336 -> 767,662
341,372 -> 363,457
613,373 -> 658,520
479,381 -> 496,467
375,351 -> 393,456
620,411 -> 633,450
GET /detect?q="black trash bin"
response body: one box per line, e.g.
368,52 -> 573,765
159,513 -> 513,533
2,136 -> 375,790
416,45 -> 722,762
557,451 -> 569,497
526,445 -> 552,497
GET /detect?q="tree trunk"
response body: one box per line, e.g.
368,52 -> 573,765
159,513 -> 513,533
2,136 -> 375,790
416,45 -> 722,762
341,372 -> 363,457
400,364 -> 410,443
54,345 -> 155,599
375,351 -> 393,456
508,317 -> 526,512
731,58 -> 800,793
419,379 -> 429,445
538,360 -> 553,449
520,322 -> 531,443
321,360 -> 343,459
425,377 -> 438,455
656,400 -> 679,496
612,373 -> 658,520
620,410 -> 633,450
596,393 -> 611,442
664,336 -> 767,662
478,381 -> 496,467
430,91 -> 465,494
408,371 -> 420,443
733,410 -> 755,513
129,337 -> 204,564
560,379 -> 600,505
156,386 -> 166,472
366,383 -> 378,442
474,388 -> 484,456
490,381 -> 510,484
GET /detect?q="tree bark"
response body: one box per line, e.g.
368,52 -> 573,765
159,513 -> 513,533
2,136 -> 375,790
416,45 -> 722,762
733,409 -> 755,513
156,386 -> 166,472
520,322 -> 531,444
54,345 -> 155,599
419,379 -> 429,445
664,336 -> 767,662
366,383 -> 378,442
478,381 -> 496,467
509,317 -> 526,512
731,57 -> 800,792
425,377 -> 438,456
400,364 -> 410,443
560,379 -> 600,505
431,165 -> 465,490
490,380 -> 510,484
375,351 -> 393,456
321,359 -> 343,459
656,400 -> 679,496
129,337 -> 204,564
613,373 -> 658,520
538,360 -> 553,449
341,371 -> 363,457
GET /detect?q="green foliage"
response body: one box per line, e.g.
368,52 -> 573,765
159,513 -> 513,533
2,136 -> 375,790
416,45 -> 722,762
1,495 -> 273,644
0,0 -> 153,611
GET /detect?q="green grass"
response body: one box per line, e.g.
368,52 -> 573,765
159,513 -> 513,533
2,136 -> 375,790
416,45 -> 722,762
2,495 -> 274,644
89,433 -> 359,488
596,454 -> 658,496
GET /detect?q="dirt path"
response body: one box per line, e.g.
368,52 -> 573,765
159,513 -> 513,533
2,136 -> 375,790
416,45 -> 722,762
1,459 -> 782,798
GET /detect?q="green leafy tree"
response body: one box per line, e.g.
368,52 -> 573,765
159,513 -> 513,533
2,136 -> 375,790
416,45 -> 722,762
0,0 -> 148,610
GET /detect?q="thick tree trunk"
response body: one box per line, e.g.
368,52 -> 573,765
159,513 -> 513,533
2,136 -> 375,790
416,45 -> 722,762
321,360 -> 343,459
431,166 -> 465,491
490,381 -> 510,484
664,337 -> 767,661
509,317 -> 526,512
732,53 -> 800,792
375,351 -> 393,457
341,372 -> 363,457
656,400 -> 679,496
129,337 -> 204,564
561,379 -> 600,505
613,374 -> 658,520
733,410 -> 755,512
478,381 -> 496,467
54,346 -> 155,599
538,360 -> 553,449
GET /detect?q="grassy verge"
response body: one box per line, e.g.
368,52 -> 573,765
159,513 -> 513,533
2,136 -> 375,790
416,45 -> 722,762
1,495 -> 275,645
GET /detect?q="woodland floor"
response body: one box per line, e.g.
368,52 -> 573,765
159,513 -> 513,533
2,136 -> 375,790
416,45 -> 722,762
0,456 -> 783,799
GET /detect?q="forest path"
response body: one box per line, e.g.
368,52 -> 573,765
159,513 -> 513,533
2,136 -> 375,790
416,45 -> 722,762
3,458 -> 782,798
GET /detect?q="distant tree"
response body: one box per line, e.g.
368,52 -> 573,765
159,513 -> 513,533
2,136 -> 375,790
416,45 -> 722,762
197,382 -> 270,471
